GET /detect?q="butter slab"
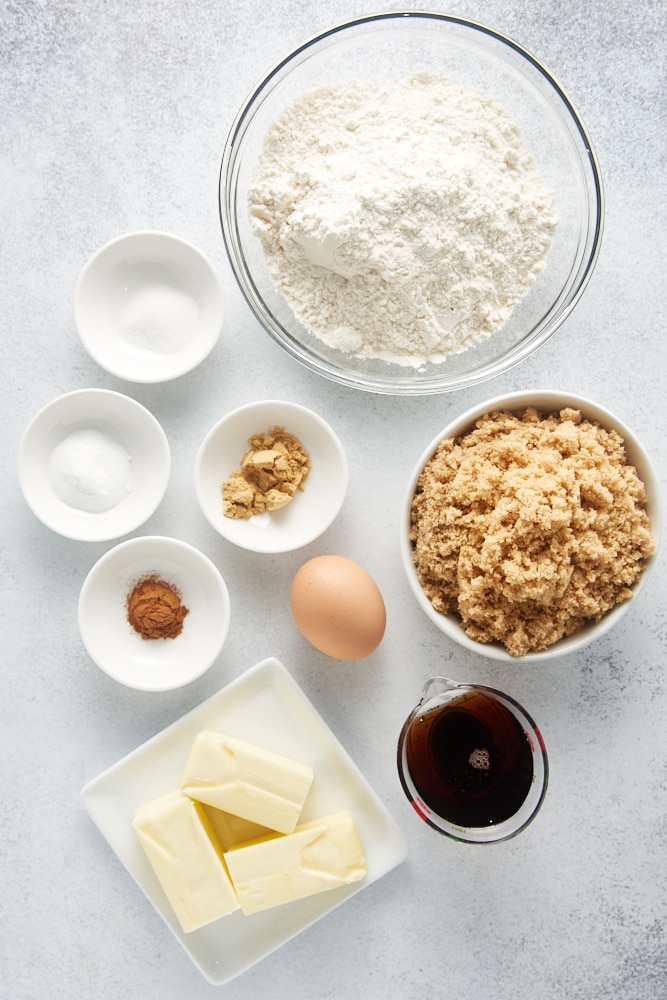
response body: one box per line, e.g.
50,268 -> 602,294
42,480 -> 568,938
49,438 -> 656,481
181,731 -> 314,834
133,790 -> 239,933
224,810 -> 367,915
203,804 -> 272,852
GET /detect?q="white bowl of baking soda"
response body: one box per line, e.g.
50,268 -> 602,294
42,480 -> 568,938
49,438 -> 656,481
73,231 -> 225,383
18,388 -> 171,541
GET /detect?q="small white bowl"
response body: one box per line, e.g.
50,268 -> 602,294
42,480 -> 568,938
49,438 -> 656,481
401,390 -> 661,662
78,535 -> 231,691
195,400 -> 348,553
18,389 -> 170,541
73,232 -> 224,382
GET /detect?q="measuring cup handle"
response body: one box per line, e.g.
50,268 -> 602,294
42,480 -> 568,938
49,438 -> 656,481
419,676 -> 460,705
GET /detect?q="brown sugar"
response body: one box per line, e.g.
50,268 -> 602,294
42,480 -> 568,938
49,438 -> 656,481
222,426 -> 310,519
410,407 -> 655,657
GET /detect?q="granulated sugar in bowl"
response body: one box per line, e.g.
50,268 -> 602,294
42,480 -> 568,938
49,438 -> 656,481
18,389 -> 171,542
220,12 -> 603,394
74,232 -> 225,383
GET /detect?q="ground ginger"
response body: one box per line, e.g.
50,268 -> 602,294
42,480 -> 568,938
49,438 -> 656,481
223,426 -> 310,519
409,407 -> 655,657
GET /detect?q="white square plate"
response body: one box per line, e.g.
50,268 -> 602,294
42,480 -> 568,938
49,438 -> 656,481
80,657 -> 408,984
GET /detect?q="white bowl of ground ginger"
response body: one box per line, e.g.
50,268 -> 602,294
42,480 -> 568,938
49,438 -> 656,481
195,400 -> 348,553
401,391 -> 661,661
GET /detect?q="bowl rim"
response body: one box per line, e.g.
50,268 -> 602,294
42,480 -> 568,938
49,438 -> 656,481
219,11 -> 605,396
400,389 -> 661,661
194,398 -> 349,553
77,534 -> 231,691
73,230 -> 225,384
18,387 -> 171,542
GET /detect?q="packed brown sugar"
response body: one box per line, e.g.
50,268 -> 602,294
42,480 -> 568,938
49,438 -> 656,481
410,407 -> 655,657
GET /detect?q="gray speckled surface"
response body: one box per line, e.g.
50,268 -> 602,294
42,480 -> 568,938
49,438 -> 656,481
2,2 -> 666,998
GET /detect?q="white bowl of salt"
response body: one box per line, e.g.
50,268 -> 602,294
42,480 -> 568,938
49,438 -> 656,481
73,232 -> 224,382
18,388 -> 170,541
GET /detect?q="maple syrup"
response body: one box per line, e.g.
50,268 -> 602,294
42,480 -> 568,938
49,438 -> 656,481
404,689 -> 534,828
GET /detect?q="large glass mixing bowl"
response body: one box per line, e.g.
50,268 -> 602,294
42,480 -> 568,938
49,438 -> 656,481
220,12 -> 603,395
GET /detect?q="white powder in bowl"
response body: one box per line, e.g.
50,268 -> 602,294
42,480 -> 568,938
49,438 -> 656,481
118,285 -> 199,354
48,428 -> 132,513
249,72 -> 558,367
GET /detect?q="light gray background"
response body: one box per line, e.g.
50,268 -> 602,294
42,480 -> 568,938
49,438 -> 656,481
2,2 -> 665,998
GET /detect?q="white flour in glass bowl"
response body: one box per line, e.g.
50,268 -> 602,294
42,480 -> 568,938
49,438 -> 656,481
249,72 -> 558,368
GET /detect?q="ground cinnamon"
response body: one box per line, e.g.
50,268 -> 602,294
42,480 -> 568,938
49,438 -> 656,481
126,574 -> 189,640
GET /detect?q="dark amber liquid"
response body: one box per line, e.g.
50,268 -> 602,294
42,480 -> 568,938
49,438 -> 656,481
405,691 -> 534,828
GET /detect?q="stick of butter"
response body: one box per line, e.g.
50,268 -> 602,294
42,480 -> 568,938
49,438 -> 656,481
133,790 -> 240,933
203,804 -> 272,852
181,731 -> 314,834
223,810 -> 367,915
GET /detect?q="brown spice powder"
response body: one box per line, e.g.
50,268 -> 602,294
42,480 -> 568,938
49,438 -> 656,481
222,426 -> 310,519
126,574 -> 189,640
410,407 -> 655,657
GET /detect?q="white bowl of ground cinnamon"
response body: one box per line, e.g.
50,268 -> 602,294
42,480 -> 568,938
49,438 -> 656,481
195,400 -> 347,553
401,391 -> 661,661
78,535 -> 231,690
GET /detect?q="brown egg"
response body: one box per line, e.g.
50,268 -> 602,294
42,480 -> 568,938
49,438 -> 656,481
290,555 -> 386,661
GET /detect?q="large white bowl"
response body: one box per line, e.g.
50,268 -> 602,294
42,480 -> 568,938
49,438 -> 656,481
220,13 -> 603,394
78,535 -> 231,691
195,400 -> 347,553
74,232 -> 224,383
18,389 -> 170,541
400,391 -> 661,661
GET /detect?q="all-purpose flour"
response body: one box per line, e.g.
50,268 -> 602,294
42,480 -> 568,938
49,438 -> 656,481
250,73 -> 558,367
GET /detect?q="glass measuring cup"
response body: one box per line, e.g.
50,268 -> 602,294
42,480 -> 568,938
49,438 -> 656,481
397,677 -> 548,844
